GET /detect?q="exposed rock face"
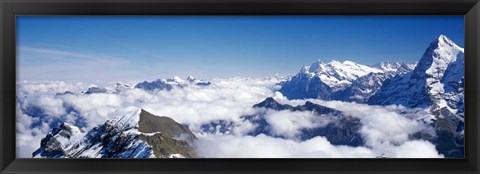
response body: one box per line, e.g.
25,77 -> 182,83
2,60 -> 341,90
249,97 -> 363,146
279,73 -> 333,100
369,35 -> 464,108
275,35 -> 464,158
366,35 -> 464,158
138,109 -> 197,157
33,109 -> 197,158
279,60 -> 414,101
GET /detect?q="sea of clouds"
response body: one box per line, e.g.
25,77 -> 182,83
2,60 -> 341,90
16,77 -> 443,158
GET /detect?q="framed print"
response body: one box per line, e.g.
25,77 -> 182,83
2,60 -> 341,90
1,0 -> 480,173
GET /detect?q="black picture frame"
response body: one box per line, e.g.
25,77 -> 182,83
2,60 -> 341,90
1,0 -> 479,173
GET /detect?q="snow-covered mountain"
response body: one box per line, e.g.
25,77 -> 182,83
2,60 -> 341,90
333,63 -> 416,102
369,35 -> 464,110
78,83 -> 134,95
366,35 -> 465,158
135,76 -> 210,91
304,60 -> 383,91
33,109 -> 197,158
186,75 -> 211,86
279,60 -> 414,101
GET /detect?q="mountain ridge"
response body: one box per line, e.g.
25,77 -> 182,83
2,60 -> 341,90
33,108 -> 197,158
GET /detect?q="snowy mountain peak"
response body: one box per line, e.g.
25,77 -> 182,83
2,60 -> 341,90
369,35 -> 464,109
303,59 -> 383,90
438,34 -> 456,47
109,108 -> 142,131
171,76 -> 186,84
307,60 -> 324,73
415,35 -> 464,81
186,75 -> 196,81
280,58 -> 412,100
34,108 -> 197,158
342,60 -> 358,65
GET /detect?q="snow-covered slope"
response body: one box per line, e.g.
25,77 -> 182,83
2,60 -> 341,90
367,35 -> 465,158
332,72 -> 395,102
333,62 -> 416,102
306,60 -> 383,91
372,61 -> 416,73
369,35 -> 464,110
33,109 -> 197,158
279,60 -> 413,100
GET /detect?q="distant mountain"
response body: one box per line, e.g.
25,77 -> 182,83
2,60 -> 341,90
253,97 -> 341,115
186,75 -> 211,86
135,76 -> 210,91
84,87 -> 108,94
80,83 -> 133,95
33,109 -> 197,158
275,35 -> 464,158
248,97 -> 363,146
372,61 -> 416,73
333,63 -> 415,102
279,60 -> 414,101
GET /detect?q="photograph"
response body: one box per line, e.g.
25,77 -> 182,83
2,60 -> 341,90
16,16 -> 464,158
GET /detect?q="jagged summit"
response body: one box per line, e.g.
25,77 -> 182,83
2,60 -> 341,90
170,76 -> 186,83
437,34 -> 458,48
369,34 -> 464,108
416,34 -> 463,77
279,58 -> 414,100
33,108 -> 197,158
253,97 -> 291,110
301,59 -> 383,91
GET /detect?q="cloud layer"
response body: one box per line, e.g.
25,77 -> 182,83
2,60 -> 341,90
16,77 -> 443,158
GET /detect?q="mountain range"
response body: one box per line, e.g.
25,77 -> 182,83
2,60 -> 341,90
277,34 -> 464,157
280,35 -> 463,114
279,59 -> 416,102
135,76 -> 210,91
32,34 -> 464,158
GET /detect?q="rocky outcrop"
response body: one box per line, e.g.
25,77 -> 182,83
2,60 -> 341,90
249,97 -> 363,146
33,109 -> 197,158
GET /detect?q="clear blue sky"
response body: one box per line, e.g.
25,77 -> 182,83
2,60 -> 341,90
17,16 -> 464,81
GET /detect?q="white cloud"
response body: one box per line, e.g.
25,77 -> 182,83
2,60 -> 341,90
271,97 -> 441,157
263,109 -> 333,139
16,77 -> 443,158
16,104 -> 51,158
311,100 -> 434,147
386,140 -> 444,158
195,134 -> 376,158
195,134 -> 443,158
16,77 -> 281,157
139,77 -> 279,129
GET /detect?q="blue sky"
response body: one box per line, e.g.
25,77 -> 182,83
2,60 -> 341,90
17,16 -> 464,81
